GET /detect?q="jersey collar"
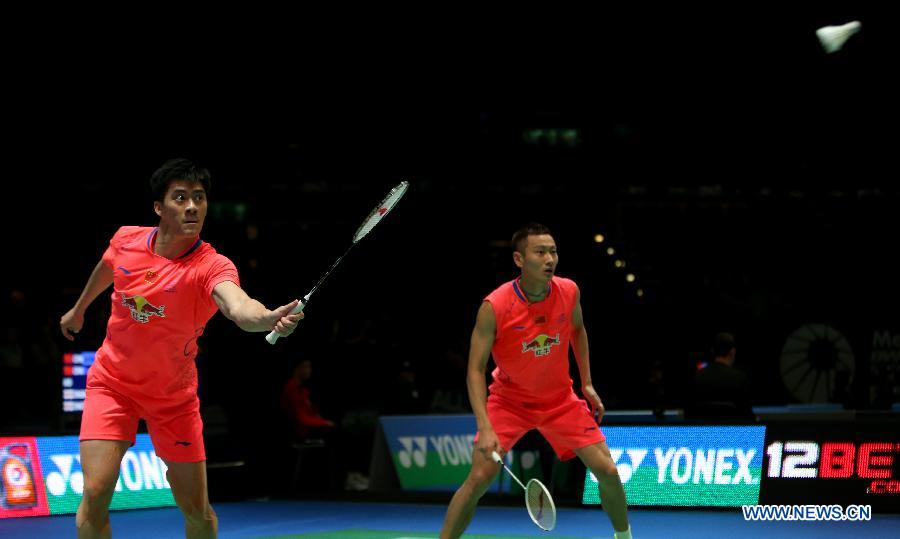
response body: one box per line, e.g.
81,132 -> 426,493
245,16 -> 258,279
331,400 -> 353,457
512,277 -> 553,304
147,228 -> 203,260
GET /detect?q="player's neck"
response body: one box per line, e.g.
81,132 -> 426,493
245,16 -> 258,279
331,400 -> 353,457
153,226 -> 199,260
517,276 -> 549,302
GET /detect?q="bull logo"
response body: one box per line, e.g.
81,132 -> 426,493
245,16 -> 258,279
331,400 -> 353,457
120,293 -> 166,324
521,333 -> 561,357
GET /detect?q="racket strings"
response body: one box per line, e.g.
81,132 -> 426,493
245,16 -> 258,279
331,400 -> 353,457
352,181 -> 409,242
526,480 -> 556,530
266,180 -> 408,345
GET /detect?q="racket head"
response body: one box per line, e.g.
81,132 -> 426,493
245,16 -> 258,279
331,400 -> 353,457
525,478 -> 556,531
352,180 -> 409,243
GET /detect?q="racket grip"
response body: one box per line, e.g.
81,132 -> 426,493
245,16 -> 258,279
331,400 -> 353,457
265,299 -> 306,345
491,450 -> 504,464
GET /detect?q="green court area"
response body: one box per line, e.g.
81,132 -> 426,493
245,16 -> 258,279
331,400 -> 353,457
258,530 -> 587,539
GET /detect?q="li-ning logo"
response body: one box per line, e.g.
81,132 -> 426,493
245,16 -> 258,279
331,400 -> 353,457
521,333 -> 561,357
120,293 -> 166,323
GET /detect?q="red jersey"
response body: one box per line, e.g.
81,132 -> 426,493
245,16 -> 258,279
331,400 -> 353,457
90,226 -> 239,406
485,276 -> 579,404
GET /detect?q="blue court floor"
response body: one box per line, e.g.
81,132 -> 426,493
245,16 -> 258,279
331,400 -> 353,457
0,500 -> 897,538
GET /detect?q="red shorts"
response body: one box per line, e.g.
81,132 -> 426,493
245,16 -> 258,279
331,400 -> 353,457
80,383 -> 206,463
479,390 -> 605,461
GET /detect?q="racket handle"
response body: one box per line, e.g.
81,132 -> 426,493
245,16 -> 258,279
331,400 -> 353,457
265,299 -> 306,345
493,450 -> 527,490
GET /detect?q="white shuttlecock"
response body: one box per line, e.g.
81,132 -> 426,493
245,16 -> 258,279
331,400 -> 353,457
815,20 -> 861,54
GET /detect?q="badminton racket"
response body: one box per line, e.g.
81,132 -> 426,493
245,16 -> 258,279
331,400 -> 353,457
492,450 -> 556,531
266,180 -> 409,344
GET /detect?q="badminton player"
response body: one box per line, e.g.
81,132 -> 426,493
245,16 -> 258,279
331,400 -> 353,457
59,158 -> 303,539
440,223 -> 632,539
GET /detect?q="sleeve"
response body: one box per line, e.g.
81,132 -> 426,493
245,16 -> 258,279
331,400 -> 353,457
203,254 -> 240,296
101,226 -> 137,269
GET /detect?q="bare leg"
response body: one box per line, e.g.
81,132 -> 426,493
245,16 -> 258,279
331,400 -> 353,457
439,449 -> 501,539
575,441 -> 630,533
76,440 -> 131,539
163,459 -> 218,539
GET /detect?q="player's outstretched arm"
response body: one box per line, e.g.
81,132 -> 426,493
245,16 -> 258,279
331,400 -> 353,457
212,281 -> 304,335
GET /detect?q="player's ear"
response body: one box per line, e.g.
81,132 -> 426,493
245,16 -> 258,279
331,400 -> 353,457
513,250 -> 524,268
153,201 -> 162,217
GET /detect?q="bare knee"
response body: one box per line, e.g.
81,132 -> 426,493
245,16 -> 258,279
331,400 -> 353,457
76,480 -> 116,529
165,466 -> 216,528
80,475 -> 118,510
179,497 -> 216,527
170,484 -> 215,526
462,466 -> 498,498
591,461 -> 620,482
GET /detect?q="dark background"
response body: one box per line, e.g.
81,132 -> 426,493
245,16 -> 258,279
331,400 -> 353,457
1,5 -> 897,496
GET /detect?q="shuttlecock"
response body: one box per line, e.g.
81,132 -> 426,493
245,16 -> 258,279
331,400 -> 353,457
816,20 -> 861,54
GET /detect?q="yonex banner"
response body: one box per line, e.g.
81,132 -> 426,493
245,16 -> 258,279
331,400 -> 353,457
379,415 -> 516,493
582,426 -> 766,507
0,434 -> 175,519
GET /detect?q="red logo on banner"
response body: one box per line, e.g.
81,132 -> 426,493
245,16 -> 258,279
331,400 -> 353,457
0,437 -> 49,518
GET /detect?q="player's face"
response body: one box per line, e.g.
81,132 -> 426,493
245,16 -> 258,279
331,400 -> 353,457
155,180 -> 208,237
515,234 -> 558,284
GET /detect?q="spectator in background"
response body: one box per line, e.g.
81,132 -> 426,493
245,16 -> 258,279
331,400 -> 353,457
689,332 -> 754,422
280,358 -> 335,441
279,357 -> 371,491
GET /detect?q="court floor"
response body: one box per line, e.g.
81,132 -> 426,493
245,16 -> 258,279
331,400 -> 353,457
0,500 -> 896,538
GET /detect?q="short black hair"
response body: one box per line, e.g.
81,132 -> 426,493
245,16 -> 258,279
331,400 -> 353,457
713,332 -> 736,358
511,222 -> 554,254
149,158 -> 211,202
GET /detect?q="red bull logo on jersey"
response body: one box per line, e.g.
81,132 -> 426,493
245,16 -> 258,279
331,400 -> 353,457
120,293 -> 166,324
521,333 -> 561,357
